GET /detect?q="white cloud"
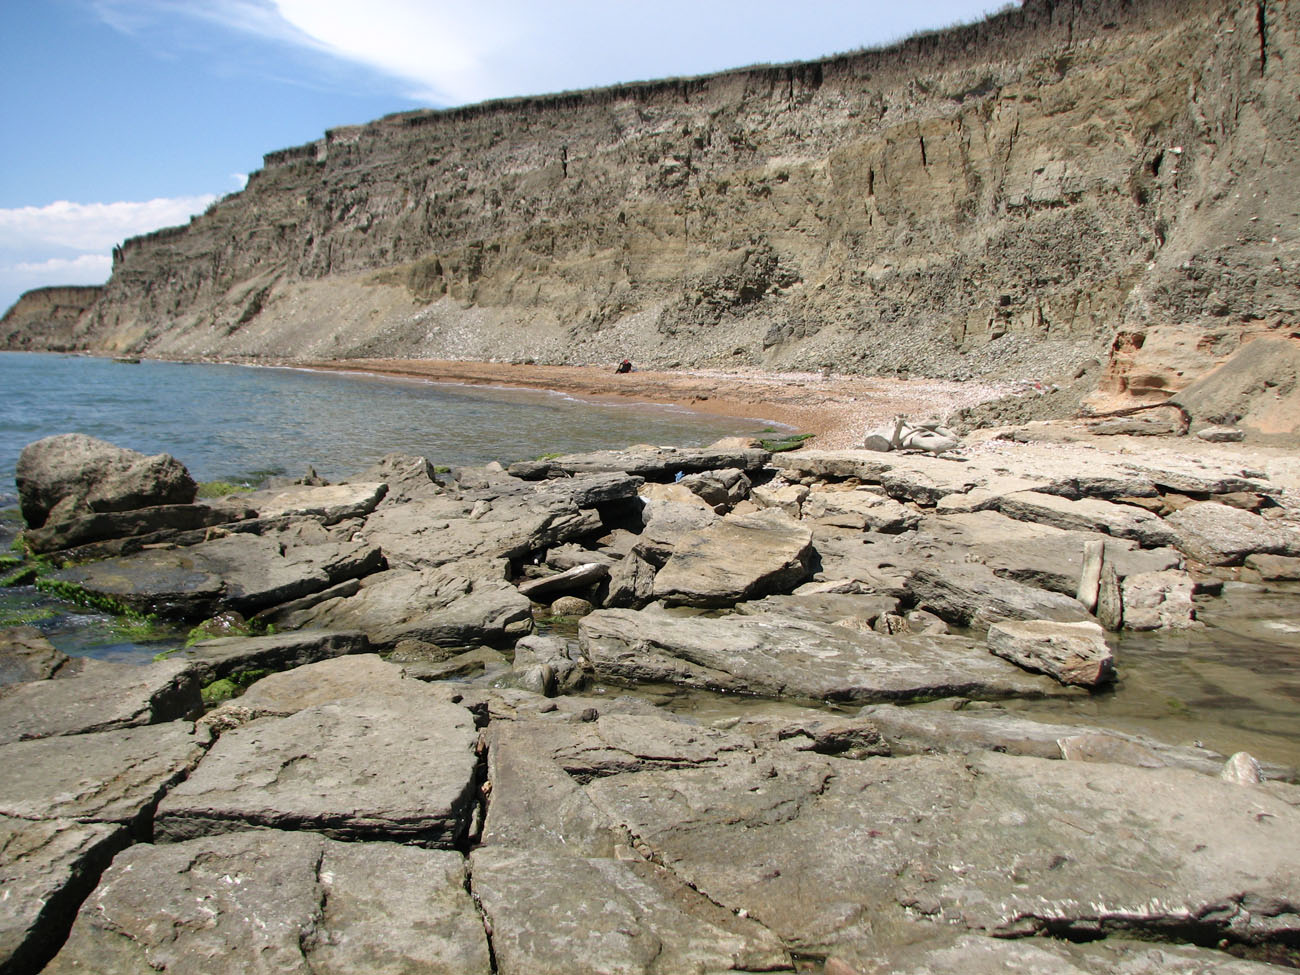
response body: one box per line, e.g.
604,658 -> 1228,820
10,254 -> 114,276
0,195 -> 217,254
231,173 -> 249,189
90,0 -> 1014,108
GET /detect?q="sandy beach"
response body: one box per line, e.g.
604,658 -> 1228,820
298,358 -> 1017,450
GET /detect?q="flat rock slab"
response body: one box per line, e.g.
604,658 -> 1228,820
223,481 -> 387,524
854,703 -> 1286,779
652,508 -> 814,607
290,565 -> 533,647
22,501 -> 256,555
155,697 -> 480,846
925,511 -> 1180,595
174,629 -> 370,685
45,830 -> 490,974
579,608 -> 1067,704
360,492 -> 604,570
907,562 -> 1094,629
471,847 -> 793,975
0,720 -> 211,828
201,653 -> 413,729
508,445 -> 769,480
582,750 -> 1300,955
0,658 -> 201,745
802,488 -> 921,532
1166,501 -> 1300,565
997,491 -> 1178,547
0,816 -> 129,975
48,532 -> 383,619
0,625 -> 71,686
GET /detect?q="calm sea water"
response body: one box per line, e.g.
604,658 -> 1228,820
0,352 -> 764,503
0,351 -> 760,665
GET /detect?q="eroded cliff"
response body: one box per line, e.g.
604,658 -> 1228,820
7,0 -> 1299,409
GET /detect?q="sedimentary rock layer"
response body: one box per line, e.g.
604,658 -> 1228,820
5,0 -> 1297,397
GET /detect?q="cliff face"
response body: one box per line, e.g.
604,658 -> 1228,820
8,0 -> 1299,397
0,286 -> 104,351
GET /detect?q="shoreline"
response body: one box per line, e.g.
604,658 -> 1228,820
293,357 -> 1017,450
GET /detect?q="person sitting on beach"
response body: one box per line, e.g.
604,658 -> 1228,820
615,359 -> 633,374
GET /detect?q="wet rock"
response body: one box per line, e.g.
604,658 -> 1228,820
0,626 -> 71,686
517,561 -> 609,600
471,847 -> 793,975
0,817 -> 128,975
402,645 -> 510,681
997,491 -> 1178,547
857,703 -> 1253,777
173,629 -> 370,686
550,595 -> 593,617
16,433 -> 196,529
45,831 -> 491,974
46,531 -> 384,620
802,489 -> 921,533
508,444 -> 769,481
652,509 -> 814,607
512,635 -> 585,696
285,563 -> 532,648
155,696 -> 480,846
0,658 -> 201,745
0,720 -> 211,828
987,620 -> 1115,687
22,502 -> 256,555
580,608 -> 1065,704
908,563 -> 1093,629
1166,501 -> 1300,566
1120,570 -> 1198,630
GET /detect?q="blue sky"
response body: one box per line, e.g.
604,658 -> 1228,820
1,0 -> 1011,312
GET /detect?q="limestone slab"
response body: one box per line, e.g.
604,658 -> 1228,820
0,720 -> 211,827
155,697 -> 479,846
45,830 -> 490,974
0,658 -> 201,745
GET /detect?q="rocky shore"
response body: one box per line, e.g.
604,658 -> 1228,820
3,426 -> 1300,973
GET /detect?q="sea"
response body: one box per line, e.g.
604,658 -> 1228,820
0,350 -> 759,663
2,352 -> 1298,770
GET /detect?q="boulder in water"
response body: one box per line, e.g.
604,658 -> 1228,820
16,433 -> 196,529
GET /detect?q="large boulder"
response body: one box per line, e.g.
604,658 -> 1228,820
1166,501 -> 1300,565
16,433 -> 196,529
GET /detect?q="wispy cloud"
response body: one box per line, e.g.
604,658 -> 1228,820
87,0 -> 1014,107
0,195 -> 217,253
11,254 -> 114,275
